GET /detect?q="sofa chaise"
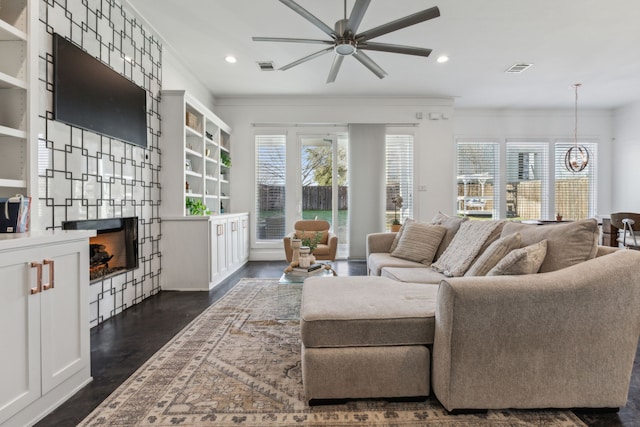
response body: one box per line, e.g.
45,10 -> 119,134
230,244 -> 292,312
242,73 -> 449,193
300,216 -> 640,411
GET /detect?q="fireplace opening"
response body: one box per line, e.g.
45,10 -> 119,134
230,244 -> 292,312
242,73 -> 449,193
62,217 -> 138,282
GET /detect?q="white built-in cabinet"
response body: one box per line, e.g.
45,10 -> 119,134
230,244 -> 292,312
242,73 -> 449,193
160,213 -> 249,291
159,90 -> 232,217
0,0 -> 37,210
159,90 -> 249,291
0,231 -> 94,426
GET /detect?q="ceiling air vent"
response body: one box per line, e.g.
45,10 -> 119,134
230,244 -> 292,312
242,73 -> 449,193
505,63 -> 533,73
257,61 -> 275,71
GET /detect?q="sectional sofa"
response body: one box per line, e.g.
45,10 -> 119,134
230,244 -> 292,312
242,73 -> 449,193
300,216 -> 640,411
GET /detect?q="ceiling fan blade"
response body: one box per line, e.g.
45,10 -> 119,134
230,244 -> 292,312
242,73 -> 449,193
252,36 -> 334,45
326,55 -> 344,83
359,42 -> 432,57
352,50 -> 387,79
345,0 -> 371,35
279,0 -> 336,38
356,6 -> 440,42
279,46 -> 333,71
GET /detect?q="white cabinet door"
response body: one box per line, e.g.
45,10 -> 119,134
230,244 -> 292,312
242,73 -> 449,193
213,218 -> 228,277
228,217 -> 240,266
240,215 -> 249,261
40,240 -> 89,394
0,249 -> 41,425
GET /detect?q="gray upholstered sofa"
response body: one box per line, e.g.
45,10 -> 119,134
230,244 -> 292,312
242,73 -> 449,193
300,217 -> 640,412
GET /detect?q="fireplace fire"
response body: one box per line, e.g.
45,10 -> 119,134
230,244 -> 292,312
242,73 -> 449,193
63,217 -> 138,281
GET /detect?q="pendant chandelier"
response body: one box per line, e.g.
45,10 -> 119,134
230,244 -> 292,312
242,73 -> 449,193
564,83 -> 589,172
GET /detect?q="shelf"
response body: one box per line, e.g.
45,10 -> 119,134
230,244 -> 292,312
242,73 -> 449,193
185,192 -> 203,198
205,175 -> 218,182
220,145 -> 229,153
205,156 -> 217,164
0,70 -> 27,89
186,170 -> 202,178
0,124 -> 26,139
0,178 -> 27,188
205,195 -> 218,200
185,125 -> 202,138
185,147 -> 202,157
0,19 -> 27,41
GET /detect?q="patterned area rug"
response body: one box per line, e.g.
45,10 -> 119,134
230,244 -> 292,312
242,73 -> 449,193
80,278 -> 586,426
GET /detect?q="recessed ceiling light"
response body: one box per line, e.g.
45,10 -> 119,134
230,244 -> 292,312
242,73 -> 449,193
436,55 -> 449,63
225,55 -> 237,64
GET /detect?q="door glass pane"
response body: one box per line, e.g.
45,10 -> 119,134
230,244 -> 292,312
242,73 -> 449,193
456,142 -> 500,219
255,135 -> 286,241
337,136 -> 348,247
506,142 -> 549,220
386,135 -> 414,229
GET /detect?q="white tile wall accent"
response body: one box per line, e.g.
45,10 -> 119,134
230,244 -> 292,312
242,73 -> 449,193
40,0 -> 162,327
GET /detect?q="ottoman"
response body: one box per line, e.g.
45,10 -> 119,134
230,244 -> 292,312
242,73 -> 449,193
300,276 -> 438,403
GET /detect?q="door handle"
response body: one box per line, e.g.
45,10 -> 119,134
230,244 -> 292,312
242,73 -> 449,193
43,259 -> 55,291
30,262 -> 42,295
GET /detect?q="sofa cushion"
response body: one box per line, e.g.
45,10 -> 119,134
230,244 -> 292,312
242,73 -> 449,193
368,253 -> 425,276
300,276 -> 438,347
488,240 -> 548,276
501,218 -> 598,273
381,267 -> 446,284
431,212 -> 468,261
391,222 -> 446,264
432,220 -> 505,277
465,232 -> 522,276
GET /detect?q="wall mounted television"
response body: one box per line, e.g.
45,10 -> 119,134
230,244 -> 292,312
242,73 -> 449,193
53,33 -> 148,148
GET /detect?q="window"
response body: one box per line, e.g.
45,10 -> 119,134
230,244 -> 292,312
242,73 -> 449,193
505,142 -> 549,220
554,142 -> 597,219
255,135 -> 286,241
456,142 -> 499,219
386,135 -> 413,228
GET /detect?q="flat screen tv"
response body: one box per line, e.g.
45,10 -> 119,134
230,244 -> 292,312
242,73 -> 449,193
53,33 -> 148,148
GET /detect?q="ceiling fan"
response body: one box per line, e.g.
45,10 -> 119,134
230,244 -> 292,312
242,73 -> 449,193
253,0 -> 440,83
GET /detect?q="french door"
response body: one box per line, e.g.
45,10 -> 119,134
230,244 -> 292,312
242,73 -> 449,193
299,134 -> 348,256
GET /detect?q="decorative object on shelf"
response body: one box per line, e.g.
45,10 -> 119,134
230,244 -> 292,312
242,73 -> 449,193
185,181 -> 191,193
186,197 -> 209,215
185,158 -> 192,171
186,111 -> 199,131
0,194 -> 31,233
220,201 -> 225,214
220,151 -> 232,167
564,83 -> 590,172
205,131 -> 213,140
291,238 -> 302,264
391,194 -> 403,232
556,212 -> 563,221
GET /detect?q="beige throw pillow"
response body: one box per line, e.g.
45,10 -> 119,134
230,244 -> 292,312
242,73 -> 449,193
487,240 -> 548,276
465,232 -> 522,276
431,220 -> 505,277
389,218 -> 414,253
391,223 -> 446,264
500,218 -> 598,273
430,212 -> 468,261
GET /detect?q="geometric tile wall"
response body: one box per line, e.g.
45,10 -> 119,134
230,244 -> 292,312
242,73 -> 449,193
38,0 -> 163,327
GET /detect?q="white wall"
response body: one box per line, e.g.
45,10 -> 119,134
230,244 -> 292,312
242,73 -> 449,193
612,101 -> 640,211
453,108 -> 615,217
162,50 -> 216,110
215,96 -> 455,260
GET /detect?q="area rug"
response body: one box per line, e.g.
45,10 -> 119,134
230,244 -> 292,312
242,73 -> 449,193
79,278 -> 586,426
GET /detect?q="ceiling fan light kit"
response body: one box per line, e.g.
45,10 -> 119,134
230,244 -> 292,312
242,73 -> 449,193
253,0 -> 440,83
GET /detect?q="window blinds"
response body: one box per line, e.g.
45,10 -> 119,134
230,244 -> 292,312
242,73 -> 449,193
456,142 -> 499,219
505,142 -> 549,220
255,135 -> 286,240
386,135 -> 414,227
554,142 -> 597,219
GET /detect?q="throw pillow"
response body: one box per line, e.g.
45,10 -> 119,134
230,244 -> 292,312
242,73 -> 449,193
487,240 -> 548,276
391,222 -> 446,264
500,218 -> 598,273
464,232 -> 522,276
430,212 -> 468,261
389,218 -> 414,253
431,219 -> 505,277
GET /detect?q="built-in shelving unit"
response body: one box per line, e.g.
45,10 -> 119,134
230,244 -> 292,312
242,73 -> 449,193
159,90 -> 233,216
0,0 -> 36,202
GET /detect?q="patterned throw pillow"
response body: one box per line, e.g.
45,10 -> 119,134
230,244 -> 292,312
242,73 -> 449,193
430,212 -> 468,261
487,240 -> 548,276
390,223 -> 446,264
465,232 -> 522,276
431,220 -> 505,277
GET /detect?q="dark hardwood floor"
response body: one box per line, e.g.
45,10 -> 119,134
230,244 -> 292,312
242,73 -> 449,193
36,260 -> 640,426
